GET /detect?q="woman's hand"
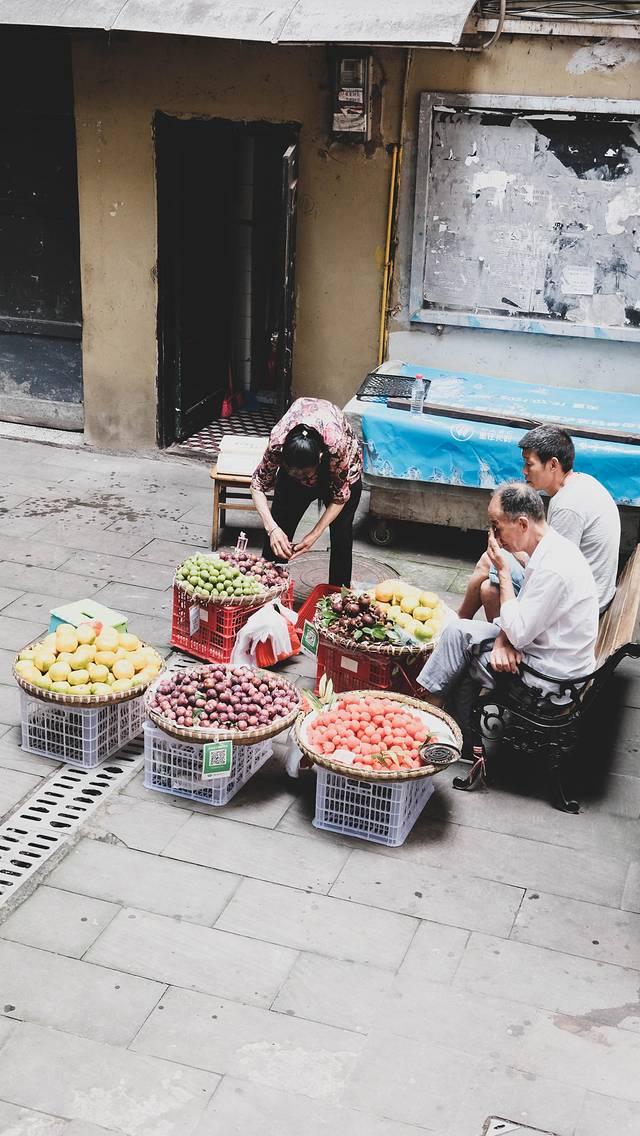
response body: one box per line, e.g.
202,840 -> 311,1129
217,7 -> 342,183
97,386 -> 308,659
290,531 -> 319,561
269,526 -> 293,560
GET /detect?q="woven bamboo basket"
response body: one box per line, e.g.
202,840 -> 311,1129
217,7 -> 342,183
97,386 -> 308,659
295,689 -> 462,783
317,623 -> 433,660
174,565 -> 291,608
145,664 -> 300,745
13,638 -> 164,710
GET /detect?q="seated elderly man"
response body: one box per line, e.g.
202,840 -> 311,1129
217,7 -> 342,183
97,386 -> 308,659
458,425 -> 619,621
418,482 -> 599,760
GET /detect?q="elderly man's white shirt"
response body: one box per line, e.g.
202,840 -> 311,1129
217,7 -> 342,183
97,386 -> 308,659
498,527 -> 598,683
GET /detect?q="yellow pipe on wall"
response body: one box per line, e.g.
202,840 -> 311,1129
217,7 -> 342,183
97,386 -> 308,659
377,141 -> 398,366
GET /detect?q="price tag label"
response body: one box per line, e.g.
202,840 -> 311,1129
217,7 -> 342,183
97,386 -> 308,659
189,605 -> 201,635
300,620 -> 319,659
202,740 -> 233,779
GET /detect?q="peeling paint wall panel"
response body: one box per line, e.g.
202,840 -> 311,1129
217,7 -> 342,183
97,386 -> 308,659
419,104 -> 640,336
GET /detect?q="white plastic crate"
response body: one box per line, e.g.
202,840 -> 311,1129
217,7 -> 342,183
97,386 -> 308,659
313,767 -> 435,847
143,722 -> 272,806
20,690 -> 145,769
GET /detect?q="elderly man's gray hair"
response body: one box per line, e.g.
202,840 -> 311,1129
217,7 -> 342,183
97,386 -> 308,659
493,482 -> 545,522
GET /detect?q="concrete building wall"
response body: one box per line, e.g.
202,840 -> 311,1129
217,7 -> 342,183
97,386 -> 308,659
72,34 -> 403,449
390,35 -> 640,392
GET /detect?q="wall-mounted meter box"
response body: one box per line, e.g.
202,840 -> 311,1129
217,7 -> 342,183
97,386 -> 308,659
331,50 -> 372,143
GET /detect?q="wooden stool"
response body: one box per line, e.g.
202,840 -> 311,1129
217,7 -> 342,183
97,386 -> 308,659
210,464 -> 274,550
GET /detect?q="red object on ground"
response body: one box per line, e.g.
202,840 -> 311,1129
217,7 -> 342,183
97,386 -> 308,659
171,580 -> 295,663
295,584 -> 341,631
255,620 -> 301,668
316,640 -> 427,698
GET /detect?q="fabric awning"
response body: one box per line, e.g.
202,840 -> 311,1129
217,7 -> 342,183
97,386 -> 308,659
0,1 -> 480,45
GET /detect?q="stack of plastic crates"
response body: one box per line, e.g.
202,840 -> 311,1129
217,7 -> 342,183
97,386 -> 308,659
171,580 -> 294,663
143,722 -> 272,806
20,690 -> 145,769
314,767 -> 434,847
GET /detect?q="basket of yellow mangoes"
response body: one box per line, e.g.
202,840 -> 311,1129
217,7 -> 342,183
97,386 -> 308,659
13,622 -> 164,708
371,579 -> 449,651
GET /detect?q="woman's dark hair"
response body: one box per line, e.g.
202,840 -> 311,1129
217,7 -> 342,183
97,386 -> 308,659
282,424 -> 331,500
282,424 -> 324,469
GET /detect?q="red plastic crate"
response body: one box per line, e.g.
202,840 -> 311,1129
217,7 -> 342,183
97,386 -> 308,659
316,639 -> 428,698
171,580 -> 294,663
296,584 -> 341,631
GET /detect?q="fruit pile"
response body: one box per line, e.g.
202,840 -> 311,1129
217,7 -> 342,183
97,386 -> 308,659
316,590 -> 400,646
149,664 -> 299,732
176,554 -> 262,601
218,549 -> 288,592
372,580 -> 444,644
15,624 -> 163,697
306,693 -> 432,771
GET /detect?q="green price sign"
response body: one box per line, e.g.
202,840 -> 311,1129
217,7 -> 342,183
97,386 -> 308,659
202,740 -> 233,779
300,620 -> 319,658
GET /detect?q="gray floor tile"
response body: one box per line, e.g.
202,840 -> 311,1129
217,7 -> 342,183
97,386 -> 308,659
216,877 -> 417,968
0,1101 -> 66,1134
65,1124 -> 125,1136
395,919 -> 470,983
512,890 -> 640,970
0,647 -> 17,683
0,766 -> 41,819
126,538 -> 204,566
621,860 -> 640,912
369,975 -> 640,1105
447,1062 -> 585,1136
85,907 -> 297,1008
0,586 -> 24,612
454,932 -> 640,1030
93,581 -> 173,619
0,536 -> 72,571
0,683 -> 21,727
48,838 -> 239,925
0,562 -> 106,601
0,886 -> 119,958
132,763 -> 295,829
342,1030 -> 478,1130
31,522 -> 149,559
162,813 -> 349,893
59,551 -> 175,591
0,726 -> 61,776
191,1076 -> 433,1135
87,796 -> 192,854
378,817 -> 630,908
576,1091 -> 640,1136
0,615 -> 47,652
0,939 -> 164,1045
272,954 -> 395,1033
0,1021 -> 218,1136
1,593 -> 73,626
131,986 -> 363,1101
330,847 -> 523,937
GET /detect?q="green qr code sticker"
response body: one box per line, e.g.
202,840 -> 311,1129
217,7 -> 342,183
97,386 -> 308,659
202,740 -> 233,779
300,620 -> 319,658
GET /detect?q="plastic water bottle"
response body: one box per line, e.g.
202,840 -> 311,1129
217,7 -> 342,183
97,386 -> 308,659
410,373 -> 425,415
236,531 -> 248,552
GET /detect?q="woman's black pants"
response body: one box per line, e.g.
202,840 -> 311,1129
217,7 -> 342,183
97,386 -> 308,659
262,472 -> 362,587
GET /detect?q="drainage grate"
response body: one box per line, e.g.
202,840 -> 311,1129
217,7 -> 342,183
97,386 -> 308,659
484,1121 -> 559,1136
0,738 -> 143,910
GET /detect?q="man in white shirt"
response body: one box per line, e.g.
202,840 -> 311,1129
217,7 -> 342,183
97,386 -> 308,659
519,425 -> 620,613
458,426 -> 619,620
418,482 -> 599,756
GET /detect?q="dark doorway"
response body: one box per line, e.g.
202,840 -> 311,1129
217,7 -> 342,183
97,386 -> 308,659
156,114 -> 299,452
0,28 -> 82,430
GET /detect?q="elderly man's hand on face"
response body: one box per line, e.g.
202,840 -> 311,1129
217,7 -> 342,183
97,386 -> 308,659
487,530 -> 508,575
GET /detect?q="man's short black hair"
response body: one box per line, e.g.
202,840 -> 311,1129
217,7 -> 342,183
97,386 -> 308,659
518,425 -> 575,473
494,482 -> 545,522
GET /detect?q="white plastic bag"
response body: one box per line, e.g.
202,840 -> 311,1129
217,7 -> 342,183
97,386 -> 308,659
231,601 -> 297,667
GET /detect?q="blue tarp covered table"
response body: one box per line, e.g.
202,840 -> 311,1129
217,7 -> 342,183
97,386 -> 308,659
358,365 -> 640,507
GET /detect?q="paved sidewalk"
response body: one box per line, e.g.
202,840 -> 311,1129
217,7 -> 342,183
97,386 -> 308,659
0,435 -> 639,1136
